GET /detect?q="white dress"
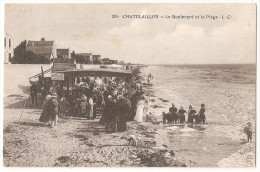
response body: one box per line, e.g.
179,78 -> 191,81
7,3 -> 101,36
134,100 -> 145,122
89,98 -> 94,118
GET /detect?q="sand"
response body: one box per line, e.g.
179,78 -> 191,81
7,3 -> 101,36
3,64 -> 188,167
3,64 -> 255,167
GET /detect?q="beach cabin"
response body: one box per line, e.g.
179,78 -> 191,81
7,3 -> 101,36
52,68 -> 133,98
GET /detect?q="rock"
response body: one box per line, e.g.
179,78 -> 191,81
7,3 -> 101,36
169,150 -> 175,156
164,152 -> 171,158
181,163 -> 187,167
162,144 -> 168,148
152,105 -> 165,108
93,131 -> 100,135
57,156 -> 71,163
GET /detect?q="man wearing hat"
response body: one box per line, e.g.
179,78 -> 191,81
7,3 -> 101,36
117,95 -> 131,132
30,82 -> 38,106
169,103 -> 178,123
178,106 -> 187,124
188,105 -> 196,123
243,122 -> 253,142
197,104 -> 206,124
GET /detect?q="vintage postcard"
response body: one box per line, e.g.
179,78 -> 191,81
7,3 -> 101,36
1,1 -> 257,168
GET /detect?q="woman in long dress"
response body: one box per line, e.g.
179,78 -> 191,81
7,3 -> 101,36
134,97 -> 145,122
143,98 -> 149,117
88,97 -> 94,119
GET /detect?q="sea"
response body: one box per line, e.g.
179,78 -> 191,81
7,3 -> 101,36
142,64 -> 256,167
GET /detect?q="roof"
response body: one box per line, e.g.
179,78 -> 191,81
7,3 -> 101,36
27,40 -> 54,46
92,55 -> 101,58
56,68 -> 133,77
57,49 -> 69,56
101,58 -> 110,61
36,52 -> 53,59
78,53 -> 92,57
53,58 -> 74,63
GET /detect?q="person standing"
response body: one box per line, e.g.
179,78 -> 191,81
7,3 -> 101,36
169,103 -> 178,123
105,95 -> 118,133
30,82 -> 38,105
39,95 -> 52,124
50,93 -> 59,128
197,104 -> 206,124
59,97 -> 70,117
178,106 -> 187,124
143,98 -> 150,118
130,92 -> 139,120
117,95 -> 131,132
88,96 -> 94,119
187,105 -> 196,123
80,95 -> 88,117
134,96 -> 145,123
243,122 -> 253,142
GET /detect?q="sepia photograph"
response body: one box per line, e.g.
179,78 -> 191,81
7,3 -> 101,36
1,1 -> 257,168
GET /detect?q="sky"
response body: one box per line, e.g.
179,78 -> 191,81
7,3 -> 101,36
5,3 -> 256,64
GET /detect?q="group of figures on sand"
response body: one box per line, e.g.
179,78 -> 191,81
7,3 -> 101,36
100,88 -> 149,133
162,103 -> 206,124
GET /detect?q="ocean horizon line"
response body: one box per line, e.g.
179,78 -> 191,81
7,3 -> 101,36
143,63 -> 255,66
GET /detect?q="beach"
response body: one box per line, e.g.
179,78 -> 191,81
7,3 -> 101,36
3,64 -> 256,167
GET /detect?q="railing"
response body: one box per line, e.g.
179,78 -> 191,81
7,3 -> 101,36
28,67 -> 53,80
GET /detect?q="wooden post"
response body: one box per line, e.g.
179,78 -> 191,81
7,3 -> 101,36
126,75 -> 132,98
67,76 -> 69,93
52,80 -> 57,93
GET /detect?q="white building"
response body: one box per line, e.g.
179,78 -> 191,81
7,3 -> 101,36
4,33 -> 14,64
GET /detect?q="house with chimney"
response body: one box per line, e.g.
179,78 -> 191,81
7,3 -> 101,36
101,58 -> 110,64
26,37 -> 57,60
92,55 -> 101,64
57,48 -> 71,59
77,53 -> 93,64
109,59 -> 118,64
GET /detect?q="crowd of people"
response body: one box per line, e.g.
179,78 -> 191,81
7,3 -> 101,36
36,75 -> 148,131
162,103 -> 206,124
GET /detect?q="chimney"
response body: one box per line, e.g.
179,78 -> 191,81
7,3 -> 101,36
41,37 -> 45,41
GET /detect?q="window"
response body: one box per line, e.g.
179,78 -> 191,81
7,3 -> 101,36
9,39 -> 11,48
4,38 -> 6,47
9,53 -> 11,61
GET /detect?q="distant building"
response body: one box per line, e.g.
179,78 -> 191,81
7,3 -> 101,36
78,53 -> 93,64
52,58 -> 75,72
92,55 -> 101,64
101,58 -> 110,64
109,59 -> 118,64
57,48 -> 71,59
26,37 -> 57,60
4,33 -> 14,64
118,61 -> 125,65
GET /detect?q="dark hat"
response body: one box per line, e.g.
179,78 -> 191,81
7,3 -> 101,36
201,104 -> 205,107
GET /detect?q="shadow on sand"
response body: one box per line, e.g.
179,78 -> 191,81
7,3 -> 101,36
18,85 -> 31,94
5,96 -> 43,110
14,122 -> 47,127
